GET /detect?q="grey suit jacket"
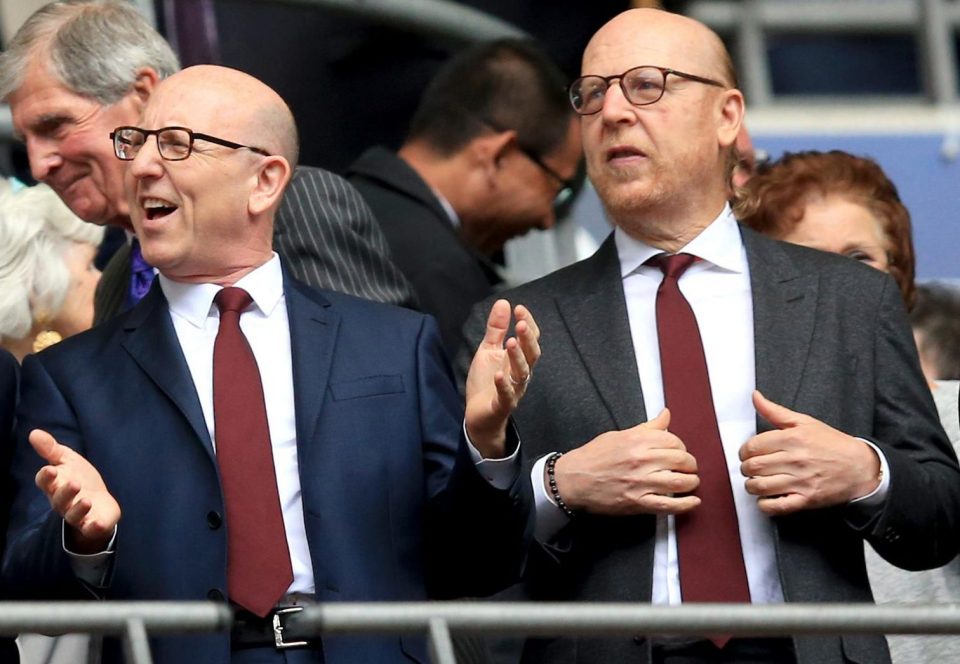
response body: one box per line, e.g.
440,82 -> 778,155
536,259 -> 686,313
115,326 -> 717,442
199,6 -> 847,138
93,166 -> 415,324
463,226 -> 960,664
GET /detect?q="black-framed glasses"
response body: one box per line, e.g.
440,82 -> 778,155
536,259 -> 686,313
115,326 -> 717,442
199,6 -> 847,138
480,118 -> 576,208
569,65 -> 726,115
110,126 -> 272,161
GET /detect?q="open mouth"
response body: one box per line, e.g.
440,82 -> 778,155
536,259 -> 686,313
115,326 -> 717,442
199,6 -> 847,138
607,146 -> 646,161
143,197 -> 178,220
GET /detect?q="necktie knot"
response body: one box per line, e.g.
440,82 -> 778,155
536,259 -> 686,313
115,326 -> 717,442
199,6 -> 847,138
215,287 -> 253,315
650,252 -> 697,280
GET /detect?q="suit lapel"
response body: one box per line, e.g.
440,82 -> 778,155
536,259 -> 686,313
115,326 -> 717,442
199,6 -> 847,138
120,283 -> 213,455
554,235 -> 647,429
743,226 -> 819,420
284,275 -> 339,446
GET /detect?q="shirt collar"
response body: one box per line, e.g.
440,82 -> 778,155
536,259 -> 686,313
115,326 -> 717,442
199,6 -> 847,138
431,187 -> 460,228
615,204 -> 745,278
159,253 -> 285,328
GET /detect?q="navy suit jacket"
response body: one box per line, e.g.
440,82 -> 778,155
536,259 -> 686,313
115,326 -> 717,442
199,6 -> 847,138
4,272 -> 532,664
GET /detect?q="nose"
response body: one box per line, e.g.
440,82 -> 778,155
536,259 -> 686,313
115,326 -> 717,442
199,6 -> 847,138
599,80 -> 637,125
128,135 -> 163,179
26,137 -> 63,182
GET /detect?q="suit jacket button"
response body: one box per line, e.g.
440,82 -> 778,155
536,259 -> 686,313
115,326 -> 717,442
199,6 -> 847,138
206,511 -> 223,529
207,588 -> 225,602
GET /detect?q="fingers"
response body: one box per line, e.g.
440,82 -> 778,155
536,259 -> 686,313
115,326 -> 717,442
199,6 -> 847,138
479,299 -> 512,349
29,429 -> 66,465
756,494 -> 806,516
643,493 -> 701,515
35,465 -> 60,496
753,390 -> 813,430
63,496 -> 94,530
504,336 -> 530,387
513,304 -> 541,370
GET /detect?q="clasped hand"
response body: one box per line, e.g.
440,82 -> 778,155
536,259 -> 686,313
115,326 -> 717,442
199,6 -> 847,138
551,391 -> 881,517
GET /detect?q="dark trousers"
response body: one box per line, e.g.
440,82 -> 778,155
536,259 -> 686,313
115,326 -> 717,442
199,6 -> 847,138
231,647 -> 325,663
652,637 -> 796,664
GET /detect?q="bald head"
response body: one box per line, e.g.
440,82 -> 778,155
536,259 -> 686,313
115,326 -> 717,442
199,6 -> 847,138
150,65 -> 299,166
126,65 -> 299,284
577,8 -> 744,248
583,9 -> 735,87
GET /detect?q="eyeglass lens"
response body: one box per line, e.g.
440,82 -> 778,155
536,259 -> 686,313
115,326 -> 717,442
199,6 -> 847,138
115,128 -> 193,161
571,67 -> 668,115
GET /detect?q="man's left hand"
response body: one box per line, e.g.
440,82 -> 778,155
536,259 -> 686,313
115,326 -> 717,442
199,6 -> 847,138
739,390 -> 882,515
464,299 -> 541,458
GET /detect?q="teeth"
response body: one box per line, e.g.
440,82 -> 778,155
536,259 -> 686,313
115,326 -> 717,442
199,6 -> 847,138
143,197 -> 175,209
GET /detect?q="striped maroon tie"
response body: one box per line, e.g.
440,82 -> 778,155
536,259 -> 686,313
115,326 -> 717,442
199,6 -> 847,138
651,254 -> 750,646
213,287 -> 292,617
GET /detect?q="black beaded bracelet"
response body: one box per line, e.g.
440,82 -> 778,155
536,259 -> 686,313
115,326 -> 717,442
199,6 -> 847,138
545,452 -> 576,519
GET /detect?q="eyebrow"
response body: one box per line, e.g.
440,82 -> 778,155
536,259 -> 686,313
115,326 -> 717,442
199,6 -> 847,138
22,112 -> 73,137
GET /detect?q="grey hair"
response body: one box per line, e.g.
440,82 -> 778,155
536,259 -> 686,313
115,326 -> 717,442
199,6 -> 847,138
0,0 -> 179,104
0,184 -> 104,343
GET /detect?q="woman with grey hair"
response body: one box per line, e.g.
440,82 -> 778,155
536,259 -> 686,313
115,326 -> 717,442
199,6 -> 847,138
0,183 -> 103,361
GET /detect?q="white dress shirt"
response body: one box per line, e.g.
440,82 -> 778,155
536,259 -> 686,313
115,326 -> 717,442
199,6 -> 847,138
532,205 -> 888,605
164,254 -> 313,594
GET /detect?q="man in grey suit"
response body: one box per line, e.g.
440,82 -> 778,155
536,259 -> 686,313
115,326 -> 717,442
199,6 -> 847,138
0,0 -> 415,325
464,9 -> 960,664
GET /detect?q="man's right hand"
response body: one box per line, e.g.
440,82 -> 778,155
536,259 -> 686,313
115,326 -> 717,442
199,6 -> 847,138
551,409 -> 701,515
31,429 -> 120,554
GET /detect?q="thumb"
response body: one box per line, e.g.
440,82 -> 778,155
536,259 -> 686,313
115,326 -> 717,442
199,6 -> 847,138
639,408 -> 670,431
753,390 -> 810,429
29,429 -> 67,465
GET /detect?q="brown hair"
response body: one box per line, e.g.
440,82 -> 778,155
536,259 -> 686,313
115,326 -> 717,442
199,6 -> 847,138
735,150 -> 916,308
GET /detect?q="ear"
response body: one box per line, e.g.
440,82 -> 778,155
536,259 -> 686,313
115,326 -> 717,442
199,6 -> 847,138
129,67 -> 161,110
471,129 -> 517,184
716,88 -> 745,149
248,156 -> 292,217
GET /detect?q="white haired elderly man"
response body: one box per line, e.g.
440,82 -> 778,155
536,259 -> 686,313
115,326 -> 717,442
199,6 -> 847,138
0,0 -> 415,324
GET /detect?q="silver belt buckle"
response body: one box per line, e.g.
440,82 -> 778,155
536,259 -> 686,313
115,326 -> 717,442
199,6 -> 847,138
272,606 -> 308,649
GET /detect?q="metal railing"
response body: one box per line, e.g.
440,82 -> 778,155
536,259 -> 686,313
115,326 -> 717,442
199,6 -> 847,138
687,0 -> 960,107
3,601 -> 960,664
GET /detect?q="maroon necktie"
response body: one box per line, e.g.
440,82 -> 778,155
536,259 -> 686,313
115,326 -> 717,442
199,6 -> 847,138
652,254 -> 750,641
213,287 -> 292,617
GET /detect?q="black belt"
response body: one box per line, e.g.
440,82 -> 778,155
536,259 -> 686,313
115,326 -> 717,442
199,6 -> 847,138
232,605 -> 320,651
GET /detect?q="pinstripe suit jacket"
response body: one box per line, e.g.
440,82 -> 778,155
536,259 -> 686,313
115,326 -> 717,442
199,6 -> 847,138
93,166 -> 416,324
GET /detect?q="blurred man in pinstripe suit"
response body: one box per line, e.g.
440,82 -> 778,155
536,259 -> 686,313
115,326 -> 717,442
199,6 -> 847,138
0,0 -> 416,325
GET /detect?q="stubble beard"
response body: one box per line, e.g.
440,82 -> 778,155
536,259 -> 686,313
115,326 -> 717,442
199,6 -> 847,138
590,161 -> 671,236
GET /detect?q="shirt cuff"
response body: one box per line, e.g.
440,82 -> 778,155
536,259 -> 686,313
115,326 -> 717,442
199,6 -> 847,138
464,421 -> 520,490
532,453 -> 571,542
63,521 -> 116,588
849,438 -> 890,508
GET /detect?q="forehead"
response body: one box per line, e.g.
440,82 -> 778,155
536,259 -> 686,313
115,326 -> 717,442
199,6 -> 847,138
141,79 -> 232,131
9,60 -> 90,123
583,16 -> 714,76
